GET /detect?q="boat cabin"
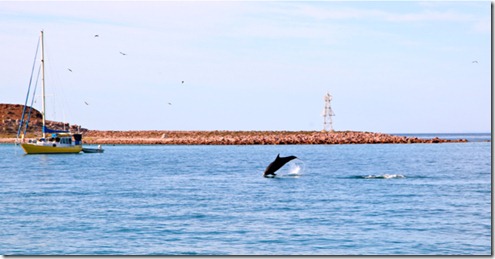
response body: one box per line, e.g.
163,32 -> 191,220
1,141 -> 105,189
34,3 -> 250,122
28,133 -> 83,147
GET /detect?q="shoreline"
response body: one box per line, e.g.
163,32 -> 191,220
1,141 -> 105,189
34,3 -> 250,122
0,130 -> 470,145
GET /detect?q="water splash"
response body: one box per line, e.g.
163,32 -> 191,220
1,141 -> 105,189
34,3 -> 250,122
288,164 -> 301,175
285,159 -> 305,177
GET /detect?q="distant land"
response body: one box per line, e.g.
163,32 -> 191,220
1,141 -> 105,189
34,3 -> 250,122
0,103 -> 468,145
0,103 -> 87,137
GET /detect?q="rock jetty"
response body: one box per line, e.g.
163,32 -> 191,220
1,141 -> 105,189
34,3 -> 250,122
81,130 -> 467,145
0,103 -> 469,145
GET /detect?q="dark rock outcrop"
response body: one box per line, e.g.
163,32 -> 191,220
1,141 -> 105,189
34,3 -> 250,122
0,103 -> 87,135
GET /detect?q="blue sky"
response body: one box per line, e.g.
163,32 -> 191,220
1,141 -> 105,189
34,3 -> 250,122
0,1 -> 491,133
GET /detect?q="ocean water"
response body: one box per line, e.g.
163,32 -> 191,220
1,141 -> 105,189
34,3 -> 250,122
0,134 -> 491,255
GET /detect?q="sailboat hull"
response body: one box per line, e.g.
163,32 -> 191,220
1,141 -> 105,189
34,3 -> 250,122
21,143 -> 82,154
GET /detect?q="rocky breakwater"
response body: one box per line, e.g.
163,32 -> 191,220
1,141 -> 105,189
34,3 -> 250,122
82,130 -> 468,145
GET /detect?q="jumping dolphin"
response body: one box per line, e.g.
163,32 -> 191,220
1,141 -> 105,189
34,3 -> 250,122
263,154 -> 297,177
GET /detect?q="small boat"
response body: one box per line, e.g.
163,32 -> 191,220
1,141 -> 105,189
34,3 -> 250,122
82,145 -> 104,153
18,31 -> 83,154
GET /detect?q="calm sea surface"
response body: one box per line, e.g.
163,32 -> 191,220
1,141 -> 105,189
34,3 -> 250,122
0,133 -> 491,255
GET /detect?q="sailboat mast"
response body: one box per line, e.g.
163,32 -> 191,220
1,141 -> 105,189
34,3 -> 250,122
40,30 -> 46,139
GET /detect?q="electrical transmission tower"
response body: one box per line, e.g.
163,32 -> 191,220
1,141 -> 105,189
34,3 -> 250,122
322,92 -> 335,132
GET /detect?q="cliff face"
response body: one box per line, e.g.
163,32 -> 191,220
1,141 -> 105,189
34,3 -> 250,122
0,103 -> 87,136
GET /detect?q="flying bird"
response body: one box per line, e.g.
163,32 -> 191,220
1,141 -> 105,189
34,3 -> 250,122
181,81 -> 184,84
120,52 -> 126,56
263,154 -> 298,177
472,60 -> 478,63
94,34 -> 99,37
67,68 -> 72,72
84,101 -> 89,105
168,102 -> 172,105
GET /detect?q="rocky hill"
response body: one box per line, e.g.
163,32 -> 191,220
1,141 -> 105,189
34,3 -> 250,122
0,103 -> 87,136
